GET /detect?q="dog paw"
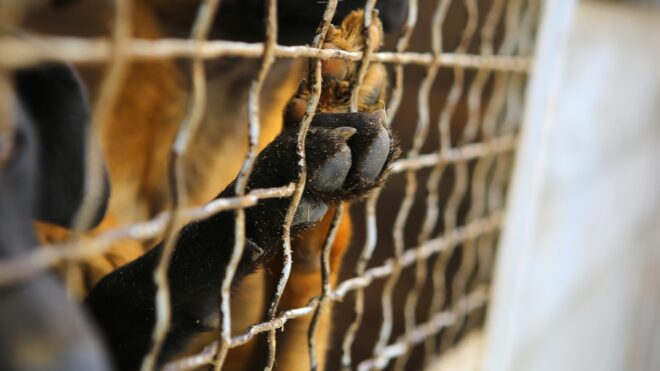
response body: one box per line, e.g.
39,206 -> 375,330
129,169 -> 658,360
270,10 -> 394,273
239,109 -> 398,258
285,9 -> 388,124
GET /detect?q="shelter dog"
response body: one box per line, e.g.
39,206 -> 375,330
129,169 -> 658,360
1,1 -> 404,370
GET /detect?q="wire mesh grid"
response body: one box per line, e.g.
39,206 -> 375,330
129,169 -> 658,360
0,0 -> 539,370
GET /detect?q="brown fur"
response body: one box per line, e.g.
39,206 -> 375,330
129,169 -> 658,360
35,6 -> 385,370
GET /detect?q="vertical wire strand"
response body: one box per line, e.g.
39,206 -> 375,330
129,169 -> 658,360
426,0 -> 483,355
210,0 -> 278,369
141,1 -> 223,370
340,0 -> 419,368
309,2 -> 379,367
340,187 -> 381,371
385,0 -> 418,127
395,0 -> 479,368
373,1 -> 451,365
71,0 -> 131,234
67,0 -> 132,296
478,0 -> 538,291
476,3 -> 538,328
464,0 -> 513,295
473,0 -> 525,291
307,205 -> 345,371
263,1 -> 339,369
0,0 -> 543,368
488,0 -> 538,212
349,0 -> 378,112
439,0 -> 525,353
440,0 -> 508,349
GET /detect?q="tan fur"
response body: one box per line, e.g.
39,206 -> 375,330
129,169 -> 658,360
35,6 -> 384,370
273,209 -> 352,371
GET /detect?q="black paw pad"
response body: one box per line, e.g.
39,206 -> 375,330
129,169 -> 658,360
293,198 -> 329,226
305,110 -> 397,197
241,110 -> 398,232
350,110 -> 390,183
308,126 -> 355,193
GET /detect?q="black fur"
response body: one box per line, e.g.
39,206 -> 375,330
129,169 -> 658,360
85,111 -> 399,370
286,111 -> 401,199
145,0 -> 407,44
1,2 -> 406,369
14,64 -> 109,229
0,67 -> 110,371
216,0 -> 407,44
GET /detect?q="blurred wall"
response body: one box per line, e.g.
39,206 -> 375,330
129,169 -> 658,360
485,1 -> 660,371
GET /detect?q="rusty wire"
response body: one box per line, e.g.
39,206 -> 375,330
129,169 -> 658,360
0,133 -> 515,288
142,0 -> 223,370
349,0 -> 379,112
469,0 -> 539,296
308,204 -> 345,370
0,0 -> 539,370
435,0 -> 507,357
399,0 -> 481,367
0,36 -> 533,72
435,0 -> 504,353
71,0 -> 132,234
464,1 -> 525,303
0,184 -> 295,285
374,0 -> 450,362
340,187 -> 383,370
210,0 -> 279,368
264,1 -> 339,369
394,0 -> 478,362
357,286 -> 489,371
61,0 -> 132,297
338,0 -> 420,350
462,0 -> 539,343
466,0 -> 529,302
162,211 -> 504,371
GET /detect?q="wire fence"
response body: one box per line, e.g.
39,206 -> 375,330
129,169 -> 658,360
0,0 -> 539,369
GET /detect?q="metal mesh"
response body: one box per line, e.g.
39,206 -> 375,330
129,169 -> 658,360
0,0 -> 539,370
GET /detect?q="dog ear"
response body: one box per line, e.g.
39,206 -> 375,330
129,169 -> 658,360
14,64 -> 109,229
